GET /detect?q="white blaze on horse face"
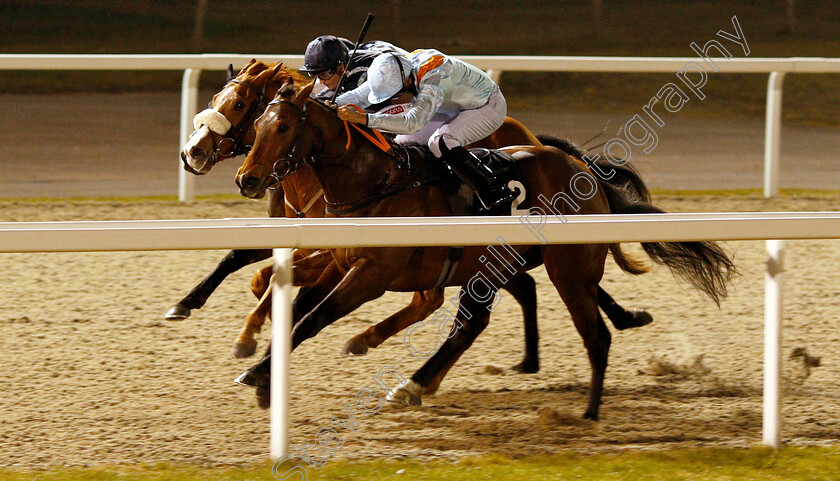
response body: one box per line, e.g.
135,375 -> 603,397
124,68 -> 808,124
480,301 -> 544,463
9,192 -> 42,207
183,125 -> 215,174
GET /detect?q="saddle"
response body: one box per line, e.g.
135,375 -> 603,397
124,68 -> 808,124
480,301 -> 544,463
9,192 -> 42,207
392,144 -> 527,216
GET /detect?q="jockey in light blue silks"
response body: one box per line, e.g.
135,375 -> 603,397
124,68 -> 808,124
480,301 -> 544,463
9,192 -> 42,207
335,49 -> 515,210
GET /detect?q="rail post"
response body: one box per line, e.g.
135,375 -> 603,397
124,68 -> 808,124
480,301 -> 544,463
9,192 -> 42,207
179,68 -> 201,202
763,239 -> 784,448
764,71 -> 786,198
270,248 -> 293,459
485,69 -> 503,85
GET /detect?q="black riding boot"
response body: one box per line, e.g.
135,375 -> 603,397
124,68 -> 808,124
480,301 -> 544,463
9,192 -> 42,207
439,143 -> 516,212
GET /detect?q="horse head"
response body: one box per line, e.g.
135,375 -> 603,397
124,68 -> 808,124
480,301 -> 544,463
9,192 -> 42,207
181,59 -> 309,175
236,79 -> 316,199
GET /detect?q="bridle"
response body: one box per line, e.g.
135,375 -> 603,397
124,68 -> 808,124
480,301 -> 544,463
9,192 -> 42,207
197,79 -> 268,164
258,96 -> 434,216
266,98 -> 314,185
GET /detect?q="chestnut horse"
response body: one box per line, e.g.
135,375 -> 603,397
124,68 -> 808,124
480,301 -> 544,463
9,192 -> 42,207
178,60 -> 545,364
177,60 -> 651,366
234,81 -> 736,419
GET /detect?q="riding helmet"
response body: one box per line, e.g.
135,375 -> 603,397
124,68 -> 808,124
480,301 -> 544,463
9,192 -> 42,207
367,53 -> 413,104
300,35 -> 351,74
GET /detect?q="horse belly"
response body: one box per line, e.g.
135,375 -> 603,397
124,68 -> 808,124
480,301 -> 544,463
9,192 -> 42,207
445,245 -> 535,287
385,246 -> 455,292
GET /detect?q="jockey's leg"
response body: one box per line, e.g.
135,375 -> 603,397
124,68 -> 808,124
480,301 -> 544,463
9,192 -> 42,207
427,87 -> 513,210
428,86 -> 507,157
394,113 -> 450,147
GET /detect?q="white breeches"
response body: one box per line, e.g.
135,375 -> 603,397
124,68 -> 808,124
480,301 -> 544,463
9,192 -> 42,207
394,86 -> 507,158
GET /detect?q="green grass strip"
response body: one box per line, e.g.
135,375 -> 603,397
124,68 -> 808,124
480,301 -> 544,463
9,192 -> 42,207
3,446 -> 840,481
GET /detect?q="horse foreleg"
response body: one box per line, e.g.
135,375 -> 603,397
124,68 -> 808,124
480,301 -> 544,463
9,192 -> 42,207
239,261 -> 350,408
165,248 -> 272,319
291,258 -> 405,350
342,287 -> 445,356
388,285 -> 495,406
232,267 -> 275,358
503,273 -> 540,374
231,249 -> 340,358
292,249 -> 334,286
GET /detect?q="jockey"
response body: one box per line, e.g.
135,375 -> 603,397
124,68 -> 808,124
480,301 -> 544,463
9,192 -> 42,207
299,35 -> 407,100
335,49 -> 515,211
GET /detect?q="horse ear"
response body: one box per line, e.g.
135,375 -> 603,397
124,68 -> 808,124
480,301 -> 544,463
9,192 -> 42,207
293,80 -> 316,106
278,79 -> 296,99
226,64 -> 235,83
255,65 -> 279,84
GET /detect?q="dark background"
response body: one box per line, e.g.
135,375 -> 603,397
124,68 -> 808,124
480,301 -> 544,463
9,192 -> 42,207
1,0 -> 839,126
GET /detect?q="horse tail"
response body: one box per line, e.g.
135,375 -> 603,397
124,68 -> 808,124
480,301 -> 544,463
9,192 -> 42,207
537,134 -> 655,275
597,180 -> 737,306
537,134 -> 651,202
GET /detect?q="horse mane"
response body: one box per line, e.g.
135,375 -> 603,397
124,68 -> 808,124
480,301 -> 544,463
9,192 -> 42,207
237,59 -> 310,87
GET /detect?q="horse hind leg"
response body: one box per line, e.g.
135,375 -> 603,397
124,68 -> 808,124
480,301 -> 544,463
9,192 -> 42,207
597,286 -> 653,330
502,273 -> 540,374
544,245 -> 611,421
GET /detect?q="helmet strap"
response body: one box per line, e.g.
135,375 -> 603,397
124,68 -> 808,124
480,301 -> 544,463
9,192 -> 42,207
391,53 -> 406,84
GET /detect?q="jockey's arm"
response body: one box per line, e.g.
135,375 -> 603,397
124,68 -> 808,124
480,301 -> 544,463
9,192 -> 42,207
364,72 -> 445,135
335,82 -> 373,108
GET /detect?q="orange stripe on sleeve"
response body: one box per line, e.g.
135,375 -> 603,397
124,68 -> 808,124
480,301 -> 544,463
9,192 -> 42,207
416,55 -> 445,82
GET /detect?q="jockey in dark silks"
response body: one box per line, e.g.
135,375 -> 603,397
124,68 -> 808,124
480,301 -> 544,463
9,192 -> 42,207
299,35 -> 408,101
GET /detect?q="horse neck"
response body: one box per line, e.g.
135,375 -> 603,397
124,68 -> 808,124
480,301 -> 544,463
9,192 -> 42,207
304,100 -> 392,207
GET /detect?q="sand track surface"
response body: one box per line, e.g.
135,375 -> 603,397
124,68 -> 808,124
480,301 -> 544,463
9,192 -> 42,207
0,195 -> 838,468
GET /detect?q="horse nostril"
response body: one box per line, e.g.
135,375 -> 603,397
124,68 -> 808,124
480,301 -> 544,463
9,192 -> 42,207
242,176 -> 260,191
189,146 -> 206,159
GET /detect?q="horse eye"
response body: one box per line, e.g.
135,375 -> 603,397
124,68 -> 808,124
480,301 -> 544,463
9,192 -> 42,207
235,101 -> 245,111
277,124 -> 290,133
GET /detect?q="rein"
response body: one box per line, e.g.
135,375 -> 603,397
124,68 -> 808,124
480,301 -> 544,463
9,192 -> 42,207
266,97 -> 433,216
341,104 -> 392,153
324,175 -> 437,215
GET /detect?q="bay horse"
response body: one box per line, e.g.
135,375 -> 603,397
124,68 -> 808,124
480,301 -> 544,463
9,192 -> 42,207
234,80 -> 736,419
177,60 -> 651,366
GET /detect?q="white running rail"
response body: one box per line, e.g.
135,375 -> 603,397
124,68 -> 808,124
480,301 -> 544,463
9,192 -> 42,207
2,54 -> 838,200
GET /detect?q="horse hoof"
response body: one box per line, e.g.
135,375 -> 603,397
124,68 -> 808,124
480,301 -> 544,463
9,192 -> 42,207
511,359 -> 540,374
386,381 -> 422,406
614,309 -> 654,330
341,336 -> 369,356
232,340 -> 258,359
629,309 -> 653,328
234,370 -> 258,387
164,305 -> 191,320
583,410 -> 599,421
